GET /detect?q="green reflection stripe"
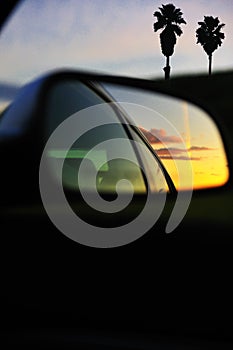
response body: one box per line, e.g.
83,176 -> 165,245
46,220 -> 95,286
47,149 -> 89,159
47,149 -> 108,171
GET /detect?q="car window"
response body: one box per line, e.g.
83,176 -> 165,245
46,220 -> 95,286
45,80 -> 169,194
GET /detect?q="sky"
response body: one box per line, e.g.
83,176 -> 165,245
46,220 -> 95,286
0,0 -> 232,85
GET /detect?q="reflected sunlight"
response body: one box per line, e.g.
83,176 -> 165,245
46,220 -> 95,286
104,83 -> 229,191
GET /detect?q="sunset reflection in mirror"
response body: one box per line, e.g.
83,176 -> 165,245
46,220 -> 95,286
103,84 -> 229,190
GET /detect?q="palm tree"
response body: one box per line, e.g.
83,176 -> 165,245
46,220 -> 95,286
153,3 -> 186,80
196,16 -> 225,75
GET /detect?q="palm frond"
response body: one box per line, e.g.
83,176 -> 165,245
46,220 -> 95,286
172,24 -> 183,36
153,11 -> 162,18
177,18 -> 186,25
154,20 -> 165,32
197,21 -> 206,27
214,23 -> 225,33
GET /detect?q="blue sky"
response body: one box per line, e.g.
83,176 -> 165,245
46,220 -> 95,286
0,0 -> 232,84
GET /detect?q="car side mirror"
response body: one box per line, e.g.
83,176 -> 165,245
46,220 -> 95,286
0,69 -> 231,246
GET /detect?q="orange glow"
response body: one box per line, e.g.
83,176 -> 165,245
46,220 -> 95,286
153,145 -> 229,190
138,101 -> 229,191
102,83 -> 229,191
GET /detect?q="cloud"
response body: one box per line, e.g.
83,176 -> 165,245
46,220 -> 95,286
139,126 -> 217,162
159,155 -> 200,161
157,148 -> 186,156
156,147 -> 200,161
155,144 -> 215,161
189,146 -> 215,151
139,127 -> 182,144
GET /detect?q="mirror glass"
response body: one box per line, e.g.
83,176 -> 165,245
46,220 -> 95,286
102,83 -> 229,191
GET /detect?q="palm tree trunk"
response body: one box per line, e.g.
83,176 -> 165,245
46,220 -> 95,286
208,54 -> 212,76
163,56 -> 170,80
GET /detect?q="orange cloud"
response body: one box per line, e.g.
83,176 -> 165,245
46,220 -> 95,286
156,147 -> 200,160
139,127 -> 182,144
155,146 -> 215,161
189,146 -> 215,151
159,155 -> 200,161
